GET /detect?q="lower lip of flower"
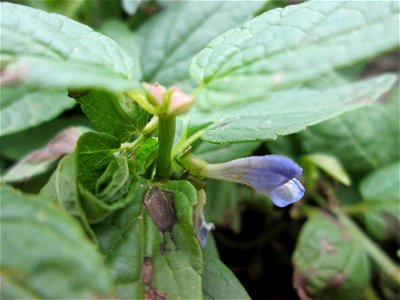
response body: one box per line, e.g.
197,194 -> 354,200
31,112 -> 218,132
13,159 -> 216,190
263,178 -> 305,207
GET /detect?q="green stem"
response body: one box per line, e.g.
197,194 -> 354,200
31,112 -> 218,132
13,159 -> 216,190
170,118 -> 204,172
142,116 -> 159,137
178,151 -> 209,177
334,208 -> 400,285
155,116 -> 176,180
342,201 -> 399,215
120,117 -> 159,157
172,129 -> 203,159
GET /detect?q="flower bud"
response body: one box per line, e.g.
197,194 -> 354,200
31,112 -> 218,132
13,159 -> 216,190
143,82 -> 193,116
169,87 -> 194,115
143,82 -> 166,107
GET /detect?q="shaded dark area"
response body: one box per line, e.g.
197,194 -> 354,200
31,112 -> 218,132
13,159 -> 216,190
215,203 -> 302,300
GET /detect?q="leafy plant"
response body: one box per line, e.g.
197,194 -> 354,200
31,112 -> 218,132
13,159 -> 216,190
1,1 -> 399,299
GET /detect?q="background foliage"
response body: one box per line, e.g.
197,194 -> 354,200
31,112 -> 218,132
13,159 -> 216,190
1,1 -> 399,299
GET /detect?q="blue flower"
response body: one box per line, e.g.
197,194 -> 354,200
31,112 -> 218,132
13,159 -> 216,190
205,155 -> 305,207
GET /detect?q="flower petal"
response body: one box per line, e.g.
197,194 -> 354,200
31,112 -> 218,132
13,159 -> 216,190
264,178 -> 305,207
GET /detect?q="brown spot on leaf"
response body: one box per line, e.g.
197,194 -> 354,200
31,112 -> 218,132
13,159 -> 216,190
293,266 -> 315,300
124,99 -> 132,109
325,273 -> 346,289
141,257 -> 153,286
320,238 -> 335,254
143,187 -> 178,254
141,257 -> 167,300
0,65 -> 27,85
143,187 -> 177,234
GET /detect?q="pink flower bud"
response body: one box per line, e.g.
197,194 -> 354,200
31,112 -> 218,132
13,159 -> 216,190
169,87 -> 194,115
142,82 -> 193,116
143,82 -> 166,106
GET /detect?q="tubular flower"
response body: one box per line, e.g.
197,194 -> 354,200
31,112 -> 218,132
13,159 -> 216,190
207,155 -> 304,207
181,153 -> 305,207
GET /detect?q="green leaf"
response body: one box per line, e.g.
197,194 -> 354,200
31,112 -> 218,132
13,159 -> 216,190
0,86 -> 75,136
76,131 -> 120,191
302,154 -> 351,186
100,20 -> 142,80
359,162 -> 400,240
204,179 -> 241,233
75,131 -> 140,223
134,137 -> 158,170
293,210 -> 370,299
2,127 -> 88,183
188,74 -> 396,144
1,2 -> 137,92
202,239 -> 250,300
194,141 -> 260,164
40,153 -> 96,241
301,85 -> 400,174
39,154 -> 78,210
0,185 -> 114,299
93,180 -> 203,299
202,258 -> 250,300
76,90 -> 149,141
79,179 -> 138,224
137,1 -> 263,86
95,157 -> 132,203
361,162 -> 400,204
191,1 -> 399,110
